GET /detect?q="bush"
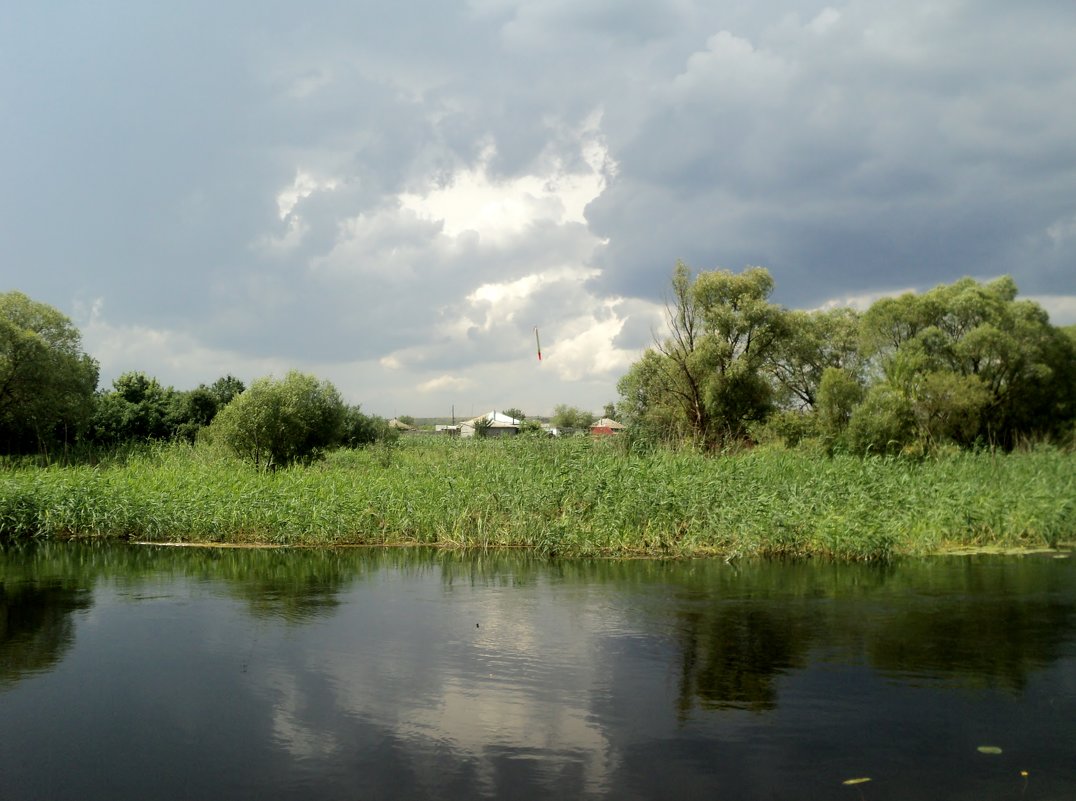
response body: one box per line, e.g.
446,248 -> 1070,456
341,406 -> 396,447
845,383 -> 916,455
208,371 -> 345,468
753,409 -> 819,448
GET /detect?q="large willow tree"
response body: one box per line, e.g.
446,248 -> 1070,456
851,276 -> 1076,449
617,262 -> 786,447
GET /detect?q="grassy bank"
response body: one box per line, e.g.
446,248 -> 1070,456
1,438 -> 1072,559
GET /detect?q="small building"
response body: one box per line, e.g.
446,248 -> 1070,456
590,417 -> 625,436
459,410 -> 521,438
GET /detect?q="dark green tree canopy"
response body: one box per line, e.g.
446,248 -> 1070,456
90,372 -> 175,444
341,405 -> 395,447
208,375 -> 245,408
0,291 -> 99,453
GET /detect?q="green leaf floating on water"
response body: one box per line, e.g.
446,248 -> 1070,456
977,746 -> 1003,754
842,777 -> 871,785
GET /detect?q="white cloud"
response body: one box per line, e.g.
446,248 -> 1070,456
277,170 -> 339,221
460,267 -> 598,334
547,317 -> 634,381
310,204 -> 447,284
75,299 -> 287,389
399,118 -> 614,243
257,215 -> 309,253
1046,213 -> 1076,247
418,374 -> 472,393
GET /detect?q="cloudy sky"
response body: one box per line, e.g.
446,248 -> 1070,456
3,1 -> 1074,417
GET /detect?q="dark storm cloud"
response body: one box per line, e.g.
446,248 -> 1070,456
3,0 -> 1074,407
586,1 -> 1076,304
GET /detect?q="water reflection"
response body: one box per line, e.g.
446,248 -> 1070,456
0,579 -> 91,686
0,543 -> 1073,800
675,602 -> 812,712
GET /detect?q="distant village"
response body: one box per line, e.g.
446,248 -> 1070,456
387,410 -> 625,438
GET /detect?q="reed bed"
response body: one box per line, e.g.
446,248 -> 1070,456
0,438 -> 1072,559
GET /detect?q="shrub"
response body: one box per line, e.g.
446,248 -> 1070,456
208,371 -> 345,468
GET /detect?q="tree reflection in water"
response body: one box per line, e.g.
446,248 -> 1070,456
0,579 -> 92,687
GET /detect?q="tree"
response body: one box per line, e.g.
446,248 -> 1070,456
501,408 -> 526,423
551,404 -> 596,431
692,266 -> 788,442
860,276 -> 1075,447
770,308 -> 862,410
209,371 -> 346,468
650,261 -> 711,439
208,375 -> 245,408
845,383 -> 915,455
518,418 -> 546,435
169,386 -> 218,443
169,376 -> 246,442
816,367 -> 865,438
617,349 -> 692,442
90,371 -> 176,444
617,263 -> 786,447
0,291 -> 99,454
341,405 -> 395,447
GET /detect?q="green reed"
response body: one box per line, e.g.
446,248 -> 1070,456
1,438 -> 1072,559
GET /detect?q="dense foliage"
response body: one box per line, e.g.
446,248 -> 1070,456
88,372 -> 247,446
551,404 -> 596,431
208,371 -> 347,468
0,291 -> 99,454
618,267 -> 1076,452
0,292 -> 400,461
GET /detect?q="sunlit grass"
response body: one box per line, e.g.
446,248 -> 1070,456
1,438 -> 1072,559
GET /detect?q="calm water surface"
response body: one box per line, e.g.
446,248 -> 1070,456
1,542 -> 1074,800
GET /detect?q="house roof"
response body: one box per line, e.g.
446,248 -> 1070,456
462,410 -> 521,428
591,417 -> 625,429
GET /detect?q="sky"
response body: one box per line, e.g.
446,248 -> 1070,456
3,1 -> 1074,418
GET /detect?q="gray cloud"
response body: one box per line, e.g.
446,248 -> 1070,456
3,1 -> 1074,413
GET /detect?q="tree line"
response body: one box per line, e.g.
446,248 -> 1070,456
616,263 -> 1076,452
5,268 -> 1074,466
0,291 -> 393,466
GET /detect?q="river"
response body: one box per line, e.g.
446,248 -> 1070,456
1,542 -> 1074,800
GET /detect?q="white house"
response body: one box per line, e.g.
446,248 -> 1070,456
459,410 -> 522,438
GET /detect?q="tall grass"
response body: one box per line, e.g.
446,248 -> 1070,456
1,438 -> 1072,559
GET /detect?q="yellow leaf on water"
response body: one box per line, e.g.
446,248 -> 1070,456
977,746 -> 1003,754
842,777 -> 872,785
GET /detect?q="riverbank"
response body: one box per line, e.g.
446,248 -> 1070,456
1,438 -> 1072,559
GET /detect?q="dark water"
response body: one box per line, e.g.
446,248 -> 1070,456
1,543 -> 1074,801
